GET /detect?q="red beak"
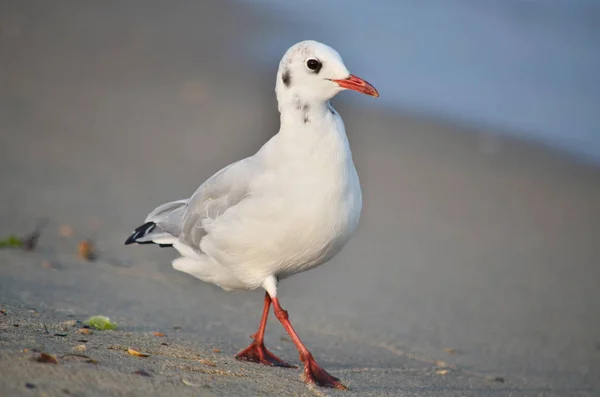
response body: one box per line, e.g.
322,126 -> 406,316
331,74 -> 379,97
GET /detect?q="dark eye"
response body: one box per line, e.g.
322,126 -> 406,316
306,59 -> 322,72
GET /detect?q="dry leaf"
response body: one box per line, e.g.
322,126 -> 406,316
0,309 -> 6,315
59,225 -> 73,237
436,369 -> 449,376
435,360 -> 447,367
62,320 -> 77,327
128,348 -> 150,357
212,348 -> 221,353
73,345 -> 86,353
444,348 -> 457,354
153,331 -> 166,337
77,328 -> 93,335
36,352 -> 59,364
78,240 -> 96,261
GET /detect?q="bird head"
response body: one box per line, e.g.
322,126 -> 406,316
275,40 -> 379,107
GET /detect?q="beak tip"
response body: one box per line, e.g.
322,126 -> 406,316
334,74 -> 379,98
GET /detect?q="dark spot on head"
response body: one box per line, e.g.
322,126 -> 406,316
302,104 -> 310,111
306,59 -> 322,74
282,69 -> 291,87
303,115 -> 310,124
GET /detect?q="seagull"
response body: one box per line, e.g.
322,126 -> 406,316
125,40 -> 378,389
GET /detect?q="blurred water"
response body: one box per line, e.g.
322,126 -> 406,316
244,0 -> 600,163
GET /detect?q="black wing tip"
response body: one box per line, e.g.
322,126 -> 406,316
124,221 -> 156,245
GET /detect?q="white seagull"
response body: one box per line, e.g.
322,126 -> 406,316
125,40 -> 378,389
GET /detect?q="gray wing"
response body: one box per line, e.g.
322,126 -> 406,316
178,157 -> 255,249
133,157 -> 256,248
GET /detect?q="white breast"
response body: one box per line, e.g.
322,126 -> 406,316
198,106 -> 362,289
253,109 -> 362,279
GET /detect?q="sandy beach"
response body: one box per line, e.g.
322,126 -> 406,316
1,1 -> 599,396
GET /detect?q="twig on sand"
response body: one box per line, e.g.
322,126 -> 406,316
22,218 -> 49,251
0,218 -> 48,251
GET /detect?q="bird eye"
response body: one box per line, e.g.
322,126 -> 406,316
306,59 -> 322,72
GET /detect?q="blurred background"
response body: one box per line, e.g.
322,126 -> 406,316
253,0 -> 600,163
1,0 -> 599,394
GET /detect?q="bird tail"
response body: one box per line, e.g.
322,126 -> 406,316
124,221 -> 176,247
125,199 -> 188,247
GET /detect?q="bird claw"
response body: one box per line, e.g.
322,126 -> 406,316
235,342 -> 296,368
303,358 -> 347,390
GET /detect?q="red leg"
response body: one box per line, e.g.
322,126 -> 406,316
235,292 -> 295,368
271,297 -> 347,390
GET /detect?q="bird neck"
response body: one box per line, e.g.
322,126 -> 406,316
278,95 -> 331,130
